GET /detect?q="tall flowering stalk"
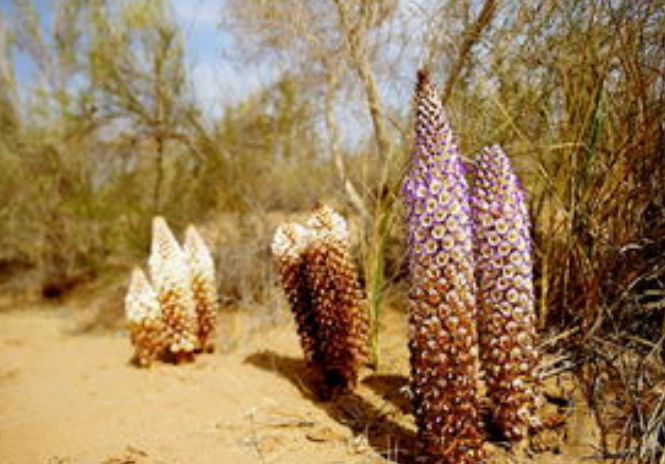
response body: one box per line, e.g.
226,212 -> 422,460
471,145 -> 541,441
148,217 -> 199,362
403,70 -> 484,464
272,204 -> 368,399
184,225 -> 220,352
125,267 -> 167,367
305,203 -> 369,398
272,222 -> 320,367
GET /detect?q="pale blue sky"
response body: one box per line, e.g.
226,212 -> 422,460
1,0 -> 439,144
166,0 -> 436,141
0,0 -> 273,118
169,0 -> 275,117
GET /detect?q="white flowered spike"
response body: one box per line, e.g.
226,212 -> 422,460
184,225 -> 219,352
125,267 -> 166,367
148,216 -> 199,360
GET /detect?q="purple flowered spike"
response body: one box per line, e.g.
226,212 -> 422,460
471,144 -> 541,441
404,70 -> 484,464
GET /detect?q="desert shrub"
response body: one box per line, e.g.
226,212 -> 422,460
0,1 -> 339,303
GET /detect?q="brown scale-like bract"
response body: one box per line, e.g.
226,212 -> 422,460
471,145 -> 541,441
271,223 -> 320,367
403,70 -> 484,464
125,267 -> 167,367
148,217 -> 199,361
305,204 -> 369,398
184,225 -> 219,352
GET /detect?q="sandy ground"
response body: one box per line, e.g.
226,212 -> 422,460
0,306 -> 600,464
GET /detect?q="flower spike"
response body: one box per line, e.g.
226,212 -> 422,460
403,69 -> 484,464
305,204 -> 369,398
125,267 -> 167,367
471,145 -> 541,441
148,217 -> 199,361
272,222 -> 319,366
184,225 -> 220,352
272,205 -> 368,399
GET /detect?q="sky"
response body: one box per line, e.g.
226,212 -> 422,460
0,0 -> 432,143
0,0 -> 271,118
170,0 -> 435,123
168,0 -> 274,117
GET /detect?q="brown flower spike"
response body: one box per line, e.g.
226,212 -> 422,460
305,204 -> 369,398
184,225 -> 220,352
271,205 -> 368,399
125,267 -> 167,367
271,222 -> 319,366
148,217 -> 199,361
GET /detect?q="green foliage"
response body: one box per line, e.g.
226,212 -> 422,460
0,1 -> 341,303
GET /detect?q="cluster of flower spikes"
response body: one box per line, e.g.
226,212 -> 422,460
124,217 -> 219,366
403,69 -> 484,464
125,267 -> 168,367
184,225 -> 220,353
470,145 -> 541,441
272,204 -> 369,399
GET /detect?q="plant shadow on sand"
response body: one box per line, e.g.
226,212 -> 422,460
362,373 -> 412,415
245,350 -> 417,464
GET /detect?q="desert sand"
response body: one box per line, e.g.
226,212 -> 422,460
0,306 -> 599,464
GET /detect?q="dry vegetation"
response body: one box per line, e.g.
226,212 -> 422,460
0,0 -> 664,462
